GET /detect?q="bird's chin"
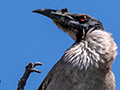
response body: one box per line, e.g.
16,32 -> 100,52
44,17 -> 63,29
53,21 -> 77,40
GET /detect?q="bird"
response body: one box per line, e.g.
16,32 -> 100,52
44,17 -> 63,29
32,8 -> 117,90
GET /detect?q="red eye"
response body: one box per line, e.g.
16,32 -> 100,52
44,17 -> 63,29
80,16 -> 87,22
81,19 -> 86,21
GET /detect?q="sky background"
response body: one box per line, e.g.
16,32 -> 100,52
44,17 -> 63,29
0,0 -> 120,90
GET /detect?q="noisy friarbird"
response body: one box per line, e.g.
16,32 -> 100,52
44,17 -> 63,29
32,8 -> 117,90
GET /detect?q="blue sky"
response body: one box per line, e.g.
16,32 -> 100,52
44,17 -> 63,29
0,0 -> 120,90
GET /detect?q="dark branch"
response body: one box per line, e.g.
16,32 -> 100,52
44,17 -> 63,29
17,62 -> 42,90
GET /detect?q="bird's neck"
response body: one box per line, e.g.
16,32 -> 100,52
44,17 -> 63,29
63,30 -> 117,70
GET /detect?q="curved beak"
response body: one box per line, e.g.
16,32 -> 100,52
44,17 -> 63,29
32,8 -> 82,30
32,9 -> 60,20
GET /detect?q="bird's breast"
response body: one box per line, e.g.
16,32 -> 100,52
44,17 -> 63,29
63,30 -> 117,70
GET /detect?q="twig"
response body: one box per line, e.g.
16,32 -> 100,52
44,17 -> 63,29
17,62 -> 42,90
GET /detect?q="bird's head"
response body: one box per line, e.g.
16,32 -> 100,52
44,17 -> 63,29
32,8 -> 103,41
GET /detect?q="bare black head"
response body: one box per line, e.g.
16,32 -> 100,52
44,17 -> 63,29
32,8 -> 103,41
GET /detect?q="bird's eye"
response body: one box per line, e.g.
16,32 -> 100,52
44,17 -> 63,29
80,16 -> 87,22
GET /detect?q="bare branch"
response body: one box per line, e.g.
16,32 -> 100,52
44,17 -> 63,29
17,62 -> 42,90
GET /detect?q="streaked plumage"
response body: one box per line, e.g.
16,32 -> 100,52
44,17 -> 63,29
32,8 -> 117,90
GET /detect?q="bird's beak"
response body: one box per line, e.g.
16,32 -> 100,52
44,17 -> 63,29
32,8 -> 81,29
32,8 -> 74,26
32,8 -> 83,40
32,9 -> 67,20
32,8 -> 61,20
